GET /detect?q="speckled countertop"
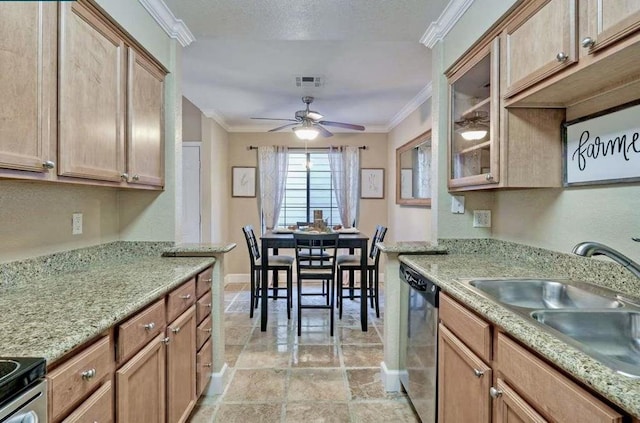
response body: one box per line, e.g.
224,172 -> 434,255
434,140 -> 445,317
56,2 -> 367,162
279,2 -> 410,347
399,239 -> 640,418
162,242 -> 237,256
377,241 -> 447,254
0,242 -> 215,364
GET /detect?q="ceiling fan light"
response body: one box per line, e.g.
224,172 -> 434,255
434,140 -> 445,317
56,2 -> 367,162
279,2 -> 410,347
293,125 -> 319,140
459,121 -> 488,141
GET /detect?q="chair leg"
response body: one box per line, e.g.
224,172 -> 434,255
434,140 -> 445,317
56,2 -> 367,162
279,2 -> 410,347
373,269 -> 380,318
348,270 -> 355,299
330,277 -> 335,337
297,278 -> 302,336
286,269 -> 292,320
338,269 -> 343,319
249,268 -> 256,318
272,270 -> 278,300
369,269 -> 375,308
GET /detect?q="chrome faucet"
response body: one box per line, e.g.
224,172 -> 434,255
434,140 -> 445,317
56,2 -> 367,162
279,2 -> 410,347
572,241 -> 640,279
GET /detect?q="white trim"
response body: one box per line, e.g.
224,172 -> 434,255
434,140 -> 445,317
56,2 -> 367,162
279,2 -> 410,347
380,361 -> 403,392
387,82 -> 433,131
226,274 -> 250,284
139,0 -> 196,47
420,0 -> 475,48
206,363 -> 228,395
225,124 -> 389,133
202,109 -> 231,132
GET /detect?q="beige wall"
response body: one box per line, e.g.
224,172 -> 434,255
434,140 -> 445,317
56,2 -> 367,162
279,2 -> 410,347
201,117 -> 229,243
182,97 -> 202,141
225,132 -> 388,275
386,102 -> 433,242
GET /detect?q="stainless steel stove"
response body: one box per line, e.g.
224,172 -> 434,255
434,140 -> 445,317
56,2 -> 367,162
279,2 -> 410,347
0,357 -> 47,422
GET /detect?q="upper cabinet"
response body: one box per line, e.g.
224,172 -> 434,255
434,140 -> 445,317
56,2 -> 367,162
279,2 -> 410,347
0,3 -> 56,175
580,0 -> 640,55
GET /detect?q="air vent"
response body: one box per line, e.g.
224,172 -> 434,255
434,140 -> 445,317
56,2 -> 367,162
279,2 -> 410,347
296,76 -> 323,88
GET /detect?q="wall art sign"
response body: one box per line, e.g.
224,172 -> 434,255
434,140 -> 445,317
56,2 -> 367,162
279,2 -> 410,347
563,101 -> 640,186
361,168 -> 384,199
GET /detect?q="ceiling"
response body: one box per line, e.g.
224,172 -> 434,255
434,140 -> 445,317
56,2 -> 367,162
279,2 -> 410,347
161,0 -> 453,134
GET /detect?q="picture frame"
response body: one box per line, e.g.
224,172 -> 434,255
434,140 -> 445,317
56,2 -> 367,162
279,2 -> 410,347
232,166 -> 256,197
361,168 -> 385,199
563,100 -> 640,186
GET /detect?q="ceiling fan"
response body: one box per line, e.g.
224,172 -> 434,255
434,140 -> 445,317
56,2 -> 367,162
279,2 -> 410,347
251,96 -> 365,139
454,110 -> 489,141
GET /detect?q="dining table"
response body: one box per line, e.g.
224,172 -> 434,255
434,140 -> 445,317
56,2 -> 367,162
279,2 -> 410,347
260,230 -> 370,332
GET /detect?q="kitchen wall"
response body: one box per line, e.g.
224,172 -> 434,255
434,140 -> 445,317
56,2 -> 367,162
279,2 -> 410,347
432,0 -> 640,263
386,102 -> 433,242
225,132 -> 388,276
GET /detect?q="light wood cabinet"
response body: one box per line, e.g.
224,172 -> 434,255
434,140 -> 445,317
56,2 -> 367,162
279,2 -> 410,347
116,334 -> 167,423
196,339 -> 213,398
503,0 -> 578,98
62,380 -> 114,423
117,298 -> 166,364
492,378 -> 547,423
166,305 -> 197,423
126,48 -> 165,187
58,0 -> 126,182
580,0 -> 640,56
0,2 -> 56,174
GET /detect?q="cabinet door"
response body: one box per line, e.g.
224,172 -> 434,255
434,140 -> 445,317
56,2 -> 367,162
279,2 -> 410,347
493,378 -> 548,423
504,0 -> 577,97
58,0 -> 125,181
0,2 -> 56,173
581,0 -> 640,54
62,380 -> 114,423
166,305 -> 197,423
438,324 -> 492,423
116,334 -> 166,423
127,48 -> 165,187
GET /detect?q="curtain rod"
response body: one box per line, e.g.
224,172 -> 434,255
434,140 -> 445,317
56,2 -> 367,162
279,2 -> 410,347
247,145 -> 368,150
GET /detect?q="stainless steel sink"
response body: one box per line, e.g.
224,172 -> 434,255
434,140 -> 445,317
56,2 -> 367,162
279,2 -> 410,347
467,279 -> 623,310
531,310 -> 640,377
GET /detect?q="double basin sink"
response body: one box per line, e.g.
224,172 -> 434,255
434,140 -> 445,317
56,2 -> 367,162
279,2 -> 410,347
464,278 -> 640,377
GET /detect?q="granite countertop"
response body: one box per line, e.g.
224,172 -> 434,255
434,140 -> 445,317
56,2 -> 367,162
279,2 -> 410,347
399,245 -> 640,418
0,255 -> 215,364
162,242 -> 237,257
377,241 -> 448,254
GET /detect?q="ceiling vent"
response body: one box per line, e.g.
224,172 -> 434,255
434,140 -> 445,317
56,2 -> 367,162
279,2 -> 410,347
296,76 -> 323,88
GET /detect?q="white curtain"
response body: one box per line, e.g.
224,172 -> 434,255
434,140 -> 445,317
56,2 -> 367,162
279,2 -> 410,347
415,143 -> 432,198
329,146 -> 360,228
258,146 -> 288,231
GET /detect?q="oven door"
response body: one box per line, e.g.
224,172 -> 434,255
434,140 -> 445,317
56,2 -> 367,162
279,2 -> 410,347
0,380 -> 47,423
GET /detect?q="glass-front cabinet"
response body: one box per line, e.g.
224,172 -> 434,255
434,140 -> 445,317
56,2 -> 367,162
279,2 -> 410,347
448,37 -> 500,190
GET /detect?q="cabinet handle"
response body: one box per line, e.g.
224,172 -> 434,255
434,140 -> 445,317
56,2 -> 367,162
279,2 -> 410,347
473,368 -> 484,378
581,36 -> 595,48
42,161 -> 55,170
556,52 -> 568,62
204,363 -> 212,368
489,387 -> 503,399
179,294 -> 192,300
162,337 -> 170,344
202,328 -> 212,333
205,303 -> 212,308
171,326 -> 181,334
203,278 -> 212,283
120,173 -> 129,180
485,173 -> 494,181
143,322 -> 155,331
81,368 -> 96,380
132,174 -> 140,181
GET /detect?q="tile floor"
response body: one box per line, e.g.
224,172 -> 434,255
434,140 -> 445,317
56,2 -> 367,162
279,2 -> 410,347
188,280 -> 420,422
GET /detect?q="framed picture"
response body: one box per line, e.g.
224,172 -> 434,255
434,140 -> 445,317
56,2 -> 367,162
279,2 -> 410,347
563,100 -> 640,186
361,168 -> 384,199
232,166 -> 256,197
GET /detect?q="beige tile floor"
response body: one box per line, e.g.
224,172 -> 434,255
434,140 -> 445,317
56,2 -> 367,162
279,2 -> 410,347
188,280 -> 420,422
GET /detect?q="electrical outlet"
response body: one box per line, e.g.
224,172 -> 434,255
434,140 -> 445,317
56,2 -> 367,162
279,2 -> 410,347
451,195 -> 465,214
72,213 -> 83,235
473,210 -> 491,228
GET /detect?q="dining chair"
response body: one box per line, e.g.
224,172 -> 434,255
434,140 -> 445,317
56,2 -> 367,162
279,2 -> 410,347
241,225 -> 294,319
293,232 -> 340,336
296,221 -> 330,300
336,225 -> 388,318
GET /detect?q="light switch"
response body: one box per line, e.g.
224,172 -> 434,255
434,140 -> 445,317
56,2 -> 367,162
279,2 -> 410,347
451,195 -> 465,214
72,213 -> 83,235
473,210 -> 491,228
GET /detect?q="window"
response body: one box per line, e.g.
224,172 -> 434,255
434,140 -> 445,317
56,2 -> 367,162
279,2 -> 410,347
277,150 -> 341,227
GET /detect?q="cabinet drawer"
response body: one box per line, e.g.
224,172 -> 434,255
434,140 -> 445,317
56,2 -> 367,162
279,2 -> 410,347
167,278 -> 196,322
196,339 -> 212,397
196,266 -> 213,298
117,298 -> 165,363
196,290 -> 212,324
48,336 -> 114,421
497,333 -> 623,423
439,293 -> 492,362
197,315 -> 212,351
61,379 -> 113,423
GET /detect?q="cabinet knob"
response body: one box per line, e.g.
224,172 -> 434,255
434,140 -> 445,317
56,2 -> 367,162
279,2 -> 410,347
179,294 -> 192,300
81,368 -> 96,380
171,326 -> 181,334
162,337 -> 170,344
203,278 -> 212,283
489,387 -> 503,399
556,52 -> 568,62
485,173 -> 494,181
202,328 -> 212,333
204,363 -> 212,368
143,322 -> 155,331
132,174 -> 140,181
205,303 -> 212,308
42,161 -> 55,169
473,368 -> 484,378
581,36 -> 595,48
120,173 -> 129,180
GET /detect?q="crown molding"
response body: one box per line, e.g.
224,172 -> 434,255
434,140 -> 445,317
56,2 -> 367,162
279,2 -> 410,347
224,124 -> 389,134
386,82 -> 432,131
420,0 -> 474,48
139,0 -> 195,47
202,109 -> 231,132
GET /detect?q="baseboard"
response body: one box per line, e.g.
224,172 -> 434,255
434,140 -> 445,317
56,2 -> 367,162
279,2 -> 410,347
206,363 -> 228,395
380,361 -> 402,392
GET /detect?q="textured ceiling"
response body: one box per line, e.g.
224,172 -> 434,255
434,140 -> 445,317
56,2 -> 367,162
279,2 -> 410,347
164,0 -> 450,132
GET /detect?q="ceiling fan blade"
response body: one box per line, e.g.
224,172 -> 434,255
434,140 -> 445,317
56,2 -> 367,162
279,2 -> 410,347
316,124 -> 333,138
268,123 -> 299,132
251,117 -> 298,122
318,120 -> 365,131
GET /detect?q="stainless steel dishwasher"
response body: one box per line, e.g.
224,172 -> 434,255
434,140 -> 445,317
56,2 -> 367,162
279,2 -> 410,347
399,262 -> 439,423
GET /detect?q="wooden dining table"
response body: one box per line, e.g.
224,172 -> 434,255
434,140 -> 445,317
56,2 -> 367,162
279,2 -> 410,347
260,230 -> 370,332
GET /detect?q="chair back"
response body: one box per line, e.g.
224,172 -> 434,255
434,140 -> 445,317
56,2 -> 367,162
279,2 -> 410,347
294,232 -> 340,279
369,225 -> 388,264
241,225 -> 261,266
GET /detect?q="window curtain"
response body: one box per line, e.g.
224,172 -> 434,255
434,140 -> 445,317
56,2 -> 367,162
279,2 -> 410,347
257,146 -> 289,231
414,143 -> 432,198
328,146 -> 360,228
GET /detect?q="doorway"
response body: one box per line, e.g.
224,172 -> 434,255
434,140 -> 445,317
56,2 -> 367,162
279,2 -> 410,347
182,142 -> 201,243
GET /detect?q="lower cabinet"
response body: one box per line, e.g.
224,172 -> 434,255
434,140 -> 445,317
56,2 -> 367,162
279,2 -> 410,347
438,293 -> 625,423
166,305 -> 197,423
62,379 -> 114,423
